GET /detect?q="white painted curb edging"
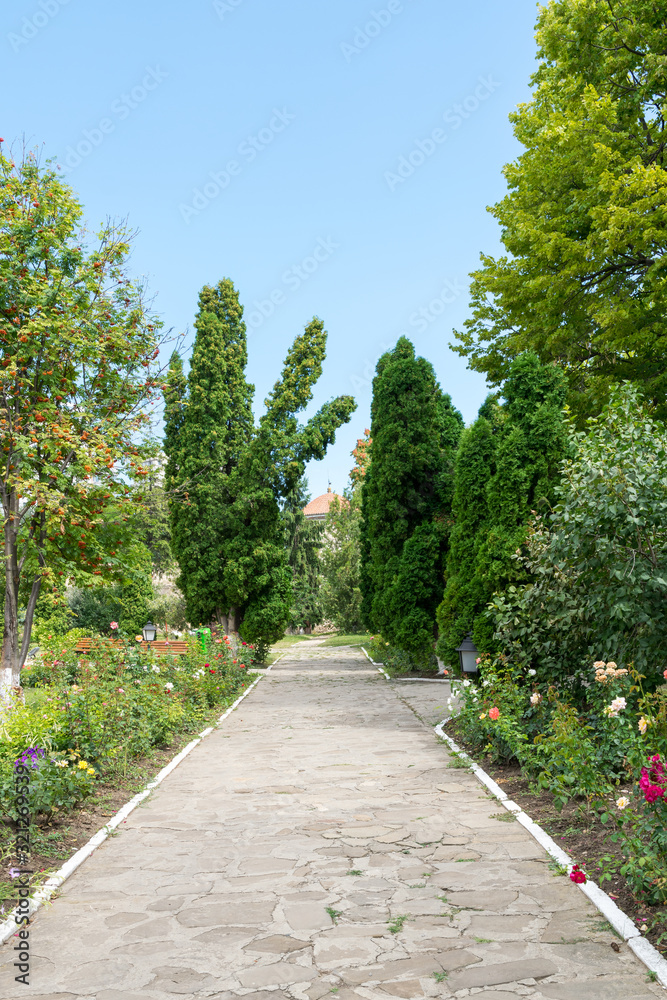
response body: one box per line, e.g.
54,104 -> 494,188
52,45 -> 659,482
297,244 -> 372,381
0,654 -> 286,946
434,717 -> 667,988
360,648 -> 449,684
361,646 -> 390,680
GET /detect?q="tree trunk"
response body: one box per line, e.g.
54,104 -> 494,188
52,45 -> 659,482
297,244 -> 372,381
1,520 -> 42,705
216,605 -> 239,636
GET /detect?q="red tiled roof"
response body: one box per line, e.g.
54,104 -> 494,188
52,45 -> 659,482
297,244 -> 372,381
303,491 -> 346,517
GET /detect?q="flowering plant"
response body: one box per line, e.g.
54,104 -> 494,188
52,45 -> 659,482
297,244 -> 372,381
569,864 -> 587,884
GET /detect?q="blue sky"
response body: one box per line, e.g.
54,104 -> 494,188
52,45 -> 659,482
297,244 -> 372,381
2,0 -> 539,497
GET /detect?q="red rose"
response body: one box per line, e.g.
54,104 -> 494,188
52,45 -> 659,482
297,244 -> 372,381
569,864 -> 586,884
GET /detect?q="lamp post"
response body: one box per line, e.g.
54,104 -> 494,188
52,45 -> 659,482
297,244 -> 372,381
142,621 -> 157,644
456,633 -> 479,676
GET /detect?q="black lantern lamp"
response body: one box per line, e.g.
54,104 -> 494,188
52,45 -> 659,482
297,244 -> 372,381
142,621 -> 158,643
456,633 -> 479,675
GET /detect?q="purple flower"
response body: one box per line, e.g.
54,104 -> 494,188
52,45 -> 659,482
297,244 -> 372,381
15,747 -> 45,771
8,868 -> 20,880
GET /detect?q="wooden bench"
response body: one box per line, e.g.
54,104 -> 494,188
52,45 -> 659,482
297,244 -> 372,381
74,638 -> 189,656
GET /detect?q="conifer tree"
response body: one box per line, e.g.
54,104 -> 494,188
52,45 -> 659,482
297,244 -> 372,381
360,338 -> 463,663
164,279 -> 254,628
436,353 -> 567,665
164,282 -> 355,650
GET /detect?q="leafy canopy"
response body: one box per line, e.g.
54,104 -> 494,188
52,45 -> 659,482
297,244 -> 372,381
492,383 -> 667,683
454,0 -> 667,419
0,148 -> 163,681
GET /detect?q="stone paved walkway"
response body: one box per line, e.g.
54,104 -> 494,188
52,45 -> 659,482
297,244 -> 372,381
0,644 -> 661,999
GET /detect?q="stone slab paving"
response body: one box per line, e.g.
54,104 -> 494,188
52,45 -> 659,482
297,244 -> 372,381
0,644 -> 661,999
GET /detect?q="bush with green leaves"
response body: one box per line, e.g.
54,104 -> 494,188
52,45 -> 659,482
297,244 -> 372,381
0,749 -> 97,822
68,543 -> 153,638
491,384 -> 667,687
320,491 -> 364,634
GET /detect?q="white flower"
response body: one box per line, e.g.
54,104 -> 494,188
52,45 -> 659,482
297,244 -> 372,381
151,665 -> 160,674
165,682 -> 174,691
638,717 -> 648,734
528,669 -> 536,677
530,692 -> 542,706
482,680 -> 489,687
616,796 -> 630,810
604,696 -> 627,718
462,679 -> 471,688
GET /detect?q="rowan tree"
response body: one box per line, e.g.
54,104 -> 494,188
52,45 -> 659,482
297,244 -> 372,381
0,148 -> 163,696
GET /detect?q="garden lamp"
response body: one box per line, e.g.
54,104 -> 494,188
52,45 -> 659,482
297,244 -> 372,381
142,621 -> 157,643
456,633 -> 479,675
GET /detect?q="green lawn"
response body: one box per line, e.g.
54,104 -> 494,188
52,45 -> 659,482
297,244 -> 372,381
319,633 -> 372,648
264,632 -> 372,664
264,634 -> 318,664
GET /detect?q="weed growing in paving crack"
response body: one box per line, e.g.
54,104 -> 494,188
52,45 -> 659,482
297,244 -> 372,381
388,914 -> 410,933
474,936 -> 494,943
408,882 -> 426,888
548,859 -> 568,877
490,812 -> 516,823
326,907 -> 343,924
432,972 -> 449,983
346,869 -> 363,876
455,858 -> 476,862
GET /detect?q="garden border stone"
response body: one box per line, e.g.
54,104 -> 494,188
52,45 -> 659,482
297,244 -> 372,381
0,654 -> 285,947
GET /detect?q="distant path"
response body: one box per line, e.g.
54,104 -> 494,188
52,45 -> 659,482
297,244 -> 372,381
0,643 -> 659,998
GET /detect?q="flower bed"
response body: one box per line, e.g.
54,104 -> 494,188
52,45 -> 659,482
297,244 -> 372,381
447,654 -> 667,952
0,631 -> 251,911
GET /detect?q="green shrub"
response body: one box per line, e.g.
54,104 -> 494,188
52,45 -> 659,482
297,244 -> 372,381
0,750 -> 97,821
492,385 -> 667,687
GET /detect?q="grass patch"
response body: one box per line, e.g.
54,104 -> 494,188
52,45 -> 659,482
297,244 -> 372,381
388,914 -> 410,933
325,906 -> 343,924
319,633 -> 371,648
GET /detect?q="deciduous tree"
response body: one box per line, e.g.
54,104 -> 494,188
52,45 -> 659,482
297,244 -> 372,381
0,149 -> 162,697
454,0 -> 667,420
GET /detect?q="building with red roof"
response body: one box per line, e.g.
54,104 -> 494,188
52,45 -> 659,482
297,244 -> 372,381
303,486 -> 347,521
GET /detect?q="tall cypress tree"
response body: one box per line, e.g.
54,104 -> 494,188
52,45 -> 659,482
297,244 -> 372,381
164,279 -> 254,627
436,352 -> 567,664
360,337 -> 463,664
164,284 -> 355,647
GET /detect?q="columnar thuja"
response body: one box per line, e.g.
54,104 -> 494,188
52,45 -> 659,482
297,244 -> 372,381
0,145 -> 165,703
